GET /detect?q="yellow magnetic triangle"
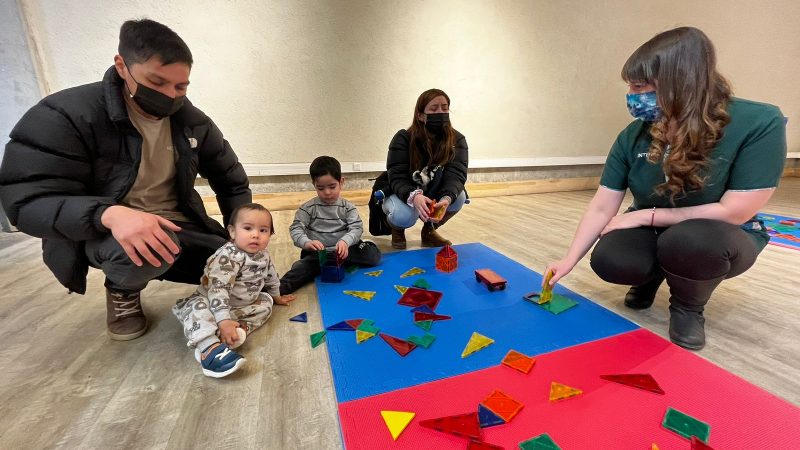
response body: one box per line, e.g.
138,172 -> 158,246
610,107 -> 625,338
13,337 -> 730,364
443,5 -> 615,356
380,410 -> 415,440
365,270 -> 384,277
343,290 -> 376,301
461,332 -> 494,358
400,267 -> 425,278
394,285 -> 409,294
356,329 -> 376,343
549,381 -> 583,402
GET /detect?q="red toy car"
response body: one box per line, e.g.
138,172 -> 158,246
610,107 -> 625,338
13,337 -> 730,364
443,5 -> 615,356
475,269 -> 507,291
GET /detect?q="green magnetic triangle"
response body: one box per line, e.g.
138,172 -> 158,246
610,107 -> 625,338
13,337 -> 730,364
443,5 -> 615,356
535,294 -> 577,314
412,278 -> 431,289
415,320 -> 433,331
310,330 -> 326,348
407,334 -> 436,349
357,321 -> 380,334
519,433 -> 562,450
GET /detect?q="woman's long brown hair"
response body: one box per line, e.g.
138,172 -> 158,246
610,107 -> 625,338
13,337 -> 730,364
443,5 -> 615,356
407,89 -> 457,171
622,27 -> 732,203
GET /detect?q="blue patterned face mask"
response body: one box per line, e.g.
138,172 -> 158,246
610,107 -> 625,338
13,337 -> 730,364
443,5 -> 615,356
626,91 -> 662,122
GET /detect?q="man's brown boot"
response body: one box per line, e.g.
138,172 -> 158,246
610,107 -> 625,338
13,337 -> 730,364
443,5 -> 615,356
106,289 -> 148,341
391,226 -> 407,249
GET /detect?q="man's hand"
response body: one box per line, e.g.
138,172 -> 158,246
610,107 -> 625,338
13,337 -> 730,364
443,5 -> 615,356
336,240 -> 349,259
303,240 -> 326,251
218,319 -> 241,346
101,205 -> 181,267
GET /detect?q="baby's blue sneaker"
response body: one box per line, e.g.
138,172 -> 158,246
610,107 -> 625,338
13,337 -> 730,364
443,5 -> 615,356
198,343 -> 245,378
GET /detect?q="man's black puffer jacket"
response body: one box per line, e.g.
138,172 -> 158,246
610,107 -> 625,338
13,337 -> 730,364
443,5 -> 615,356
0,66 -> 251,294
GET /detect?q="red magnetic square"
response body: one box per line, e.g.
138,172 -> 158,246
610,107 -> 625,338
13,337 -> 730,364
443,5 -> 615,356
398,287 -> 443,310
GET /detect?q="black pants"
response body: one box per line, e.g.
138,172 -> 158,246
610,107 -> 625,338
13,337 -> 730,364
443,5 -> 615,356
279,241 -> 382,295
85,221 -> 227,293
590,219 -> 760,288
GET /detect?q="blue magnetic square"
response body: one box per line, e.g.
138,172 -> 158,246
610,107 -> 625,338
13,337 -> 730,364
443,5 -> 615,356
316,243 -> 639,402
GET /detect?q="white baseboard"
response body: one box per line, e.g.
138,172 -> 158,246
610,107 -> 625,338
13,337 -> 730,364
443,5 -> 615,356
243,156 -> 608,176
242,153 -> 800,177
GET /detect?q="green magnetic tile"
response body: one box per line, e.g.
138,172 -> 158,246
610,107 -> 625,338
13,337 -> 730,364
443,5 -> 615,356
519,433 -> 561,450
412,278 -> 431,289
662,407 -> 710,443
357,322 -> 380,334
407,334 -> 436,349
535,294 -> 578,314
415,320 -> 433,331
310,330 -> 326,348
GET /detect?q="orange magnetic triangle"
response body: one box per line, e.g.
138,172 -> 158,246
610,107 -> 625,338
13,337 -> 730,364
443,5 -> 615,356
481,390 -> 523,422
600,373 -> 665,395
419,412 -> 481,440
651,445 -> 660,450
379,333 -> 417,357
394,285 -> 410,294
356,329 -> 376,343
549,381 -> 583,402
502,350 -> 536,374
380,410 -> 415,440
400,267 -> 425,278
461,332 -> 494,358
343,290 -> 376,301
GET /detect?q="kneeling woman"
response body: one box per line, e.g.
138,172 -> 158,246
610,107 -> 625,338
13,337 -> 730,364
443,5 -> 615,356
383,89 -> 469,248
545,27 -> 786,350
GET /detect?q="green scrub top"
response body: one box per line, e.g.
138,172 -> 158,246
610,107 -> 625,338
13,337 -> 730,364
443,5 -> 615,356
600,97 -> 787,250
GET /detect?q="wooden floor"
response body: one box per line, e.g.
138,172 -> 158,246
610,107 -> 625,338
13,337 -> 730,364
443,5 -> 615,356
0,179 -> 798,449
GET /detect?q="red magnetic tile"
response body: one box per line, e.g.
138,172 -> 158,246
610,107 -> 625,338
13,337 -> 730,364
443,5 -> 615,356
380,333 -> 418,357
600,373 -> 665,395
419,412 -> 482,440
398,287 -> 444,310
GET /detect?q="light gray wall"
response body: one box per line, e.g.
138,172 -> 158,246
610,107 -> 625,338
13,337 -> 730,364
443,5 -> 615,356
19,0 -> 800,171
0,0 -> 41,159
0,0 -> 41,231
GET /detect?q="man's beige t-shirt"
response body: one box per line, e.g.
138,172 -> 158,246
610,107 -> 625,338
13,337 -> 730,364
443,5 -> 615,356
122,103 -> 189,222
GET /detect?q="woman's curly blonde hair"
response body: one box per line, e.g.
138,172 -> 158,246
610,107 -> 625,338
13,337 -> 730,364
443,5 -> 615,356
622,27 -> 732,204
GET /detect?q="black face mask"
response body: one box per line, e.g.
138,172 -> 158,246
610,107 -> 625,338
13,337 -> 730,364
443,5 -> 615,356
124,64 -> 185,118
424,113 -> 450,134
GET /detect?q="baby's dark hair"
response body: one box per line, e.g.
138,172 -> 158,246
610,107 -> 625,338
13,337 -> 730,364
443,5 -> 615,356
309,156 -> 342,182
229,203 -> 274,235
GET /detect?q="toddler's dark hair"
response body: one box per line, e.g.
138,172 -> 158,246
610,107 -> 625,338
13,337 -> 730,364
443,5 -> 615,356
309,156 -> 342,182
229,203 -> 274,235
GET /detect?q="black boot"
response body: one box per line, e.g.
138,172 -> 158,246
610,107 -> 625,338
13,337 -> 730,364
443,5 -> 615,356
624,272 -> 665,310
664,270 -> 725,351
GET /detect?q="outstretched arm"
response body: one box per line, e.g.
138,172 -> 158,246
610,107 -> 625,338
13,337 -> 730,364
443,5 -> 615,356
545,186 -> 626,285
